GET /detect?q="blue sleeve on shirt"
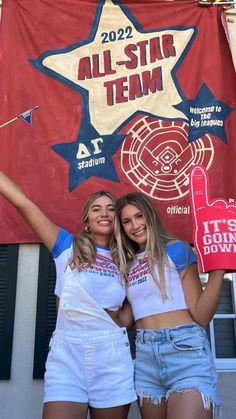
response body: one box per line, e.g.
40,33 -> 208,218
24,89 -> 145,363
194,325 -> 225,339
52,228 -> 73,258
166,241 -> 197,273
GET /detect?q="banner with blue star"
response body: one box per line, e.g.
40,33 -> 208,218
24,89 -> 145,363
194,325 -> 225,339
176,83 -> 234,143
0,0 -> 236,243
52,119 -> 125,191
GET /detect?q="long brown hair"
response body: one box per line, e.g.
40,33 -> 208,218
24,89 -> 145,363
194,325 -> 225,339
112,192 -> 178,300
69,191 -> 116,271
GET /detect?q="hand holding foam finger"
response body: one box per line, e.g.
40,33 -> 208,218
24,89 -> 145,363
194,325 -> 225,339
189,165 -> 236,272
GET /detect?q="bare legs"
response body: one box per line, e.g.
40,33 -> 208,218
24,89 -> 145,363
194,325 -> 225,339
43,402 -> 131,419
90,404 -> 131,419
139,391 -> 213,419
139,398 -> 167,419
42,401 -> 88,419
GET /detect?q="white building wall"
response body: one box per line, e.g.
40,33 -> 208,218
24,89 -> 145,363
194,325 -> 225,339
225,8 -> 236,71
0,245 -> 44,419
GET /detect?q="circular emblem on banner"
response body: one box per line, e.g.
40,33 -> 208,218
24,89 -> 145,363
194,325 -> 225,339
121,116 -> 214,201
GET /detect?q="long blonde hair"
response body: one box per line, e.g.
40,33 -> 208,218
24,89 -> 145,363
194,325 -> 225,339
69,191 -> 116,271
112,192 -> 178,300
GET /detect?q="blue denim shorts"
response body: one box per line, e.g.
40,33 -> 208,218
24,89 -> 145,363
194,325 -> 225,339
135,323 -> 221,417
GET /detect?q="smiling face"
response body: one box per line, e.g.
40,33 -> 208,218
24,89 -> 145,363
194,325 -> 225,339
87,195 -> 116,246
120,204 -> 148,248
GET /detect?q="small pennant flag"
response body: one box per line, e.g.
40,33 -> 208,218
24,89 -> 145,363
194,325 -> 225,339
0,106 -> 39,129
18,108 -> 34,125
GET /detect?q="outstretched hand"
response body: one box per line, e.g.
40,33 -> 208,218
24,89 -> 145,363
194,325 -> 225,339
189,165 -> 236,272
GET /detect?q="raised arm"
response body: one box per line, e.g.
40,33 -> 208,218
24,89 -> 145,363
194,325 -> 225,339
180,264 -> 225,326
0,171 -> 59,251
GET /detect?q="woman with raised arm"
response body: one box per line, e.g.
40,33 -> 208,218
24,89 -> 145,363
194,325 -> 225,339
112,192 -> 225,419
0,171 -> 136,419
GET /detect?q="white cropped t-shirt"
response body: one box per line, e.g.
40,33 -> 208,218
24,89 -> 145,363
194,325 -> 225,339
127,241 -> 197,321
52,228 -> 125,311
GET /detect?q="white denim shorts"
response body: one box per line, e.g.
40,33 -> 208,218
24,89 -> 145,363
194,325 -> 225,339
44,327 -> 137,408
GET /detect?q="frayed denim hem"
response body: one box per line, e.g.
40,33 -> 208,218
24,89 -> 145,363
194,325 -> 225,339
137,391 -> 164,407
137,389 -> 222,419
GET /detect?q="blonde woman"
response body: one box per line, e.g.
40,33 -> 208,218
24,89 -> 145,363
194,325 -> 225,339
0,170 -> 136,419
112,192 -> 225,419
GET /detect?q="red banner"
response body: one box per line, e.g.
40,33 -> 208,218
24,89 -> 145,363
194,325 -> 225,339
0,0 -> 236,244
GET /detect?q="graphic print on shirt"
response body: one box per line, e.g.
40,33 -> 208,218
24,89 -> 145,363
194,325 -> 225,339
128,257 -> 150,288
83,254 -> 120,279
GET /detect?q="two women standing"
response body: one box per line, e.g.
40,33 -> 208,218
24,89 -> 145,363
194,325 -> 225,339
0,169 -> 225,419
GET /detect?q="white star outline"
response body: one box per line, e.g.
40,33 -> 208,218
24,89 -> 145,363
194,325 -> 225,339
41,0 -> 196,135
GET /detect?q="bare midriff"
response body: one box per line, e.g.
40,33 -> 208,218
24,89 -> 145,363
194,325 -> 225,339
135,309 -> 194,330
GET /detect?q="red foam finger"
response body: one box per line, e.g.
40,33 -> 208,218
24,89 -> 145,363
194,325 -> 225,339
190,165 -> 209,212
